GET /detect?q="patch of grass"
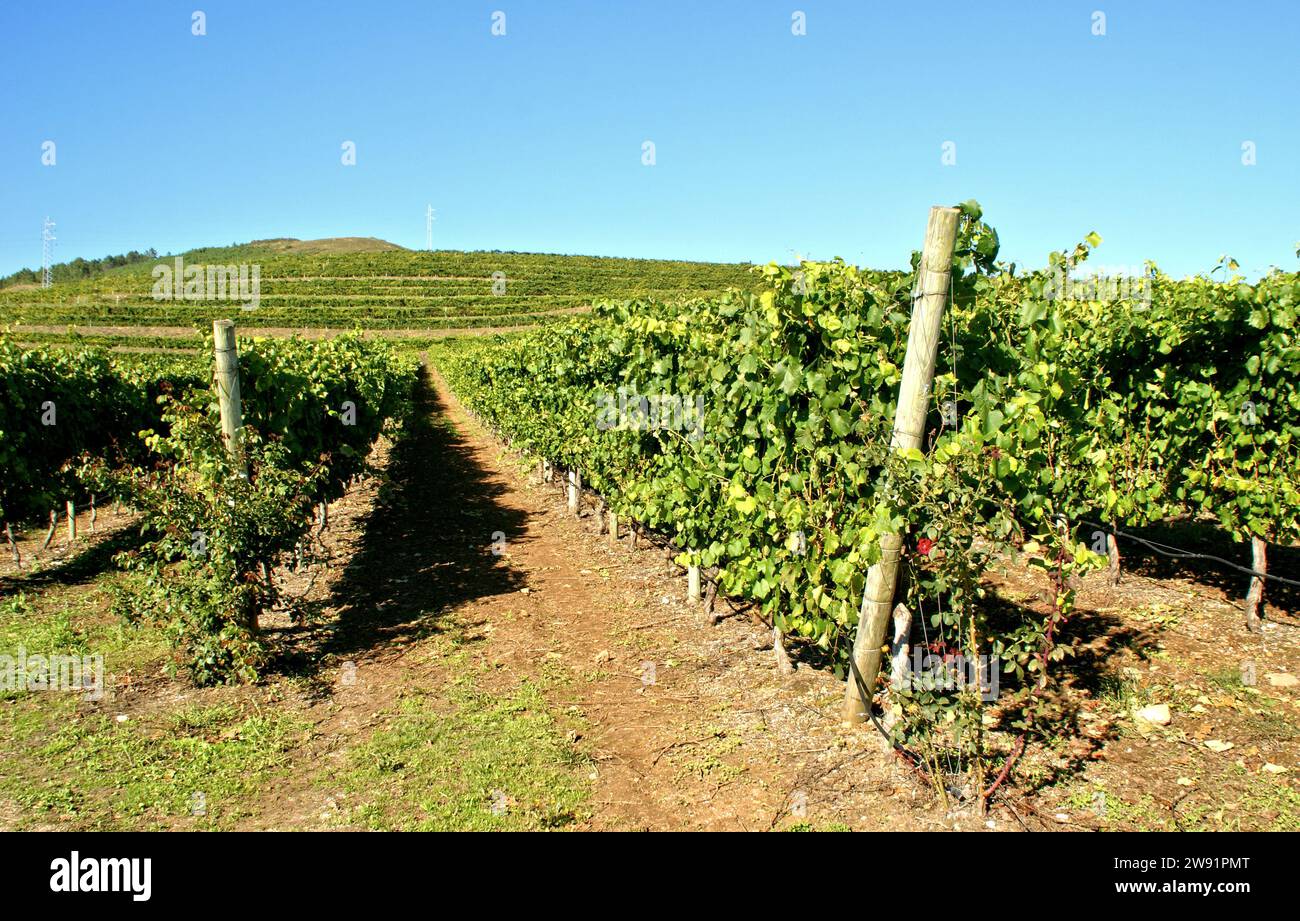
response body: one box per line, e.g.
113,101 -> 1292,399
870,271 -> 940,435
0,592 -> 81,652
1062,784 -> 1170,830
0,580 -> 169,698
1239,701 -> 1299,742
1206,666 -> 1245,692
1133,603 -> 1182,629
1059,772 -> 1300,831
336,674 -> 590,830
785,821 -> 852,832
0,702 -> 308,829
1163,773 -> 1300,832
538,658 -> 574,687
1107,794 -> 1173,830
1234,774 -> 1300,830
1,580 -> 181,830
658,725 -> 746,787
1095,669 -> 1152,712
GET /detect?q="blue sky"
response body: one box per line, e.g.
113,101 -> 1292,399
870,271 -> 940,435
1,0 -> 1296,278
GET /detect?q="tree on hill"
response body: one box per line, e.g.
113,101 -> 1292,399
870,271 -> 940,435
0,248 -> 159,288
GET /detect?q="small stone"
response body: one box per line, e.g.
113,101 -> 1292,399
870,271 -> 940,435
519,587 -> 531,595
1262,763 -> 1289,775
1134,704 -> 1171,726
1176,777 -> 1194,787
1266,673 -> 1298,688
594,649 -> 612,664
1204,739 -> 1235,753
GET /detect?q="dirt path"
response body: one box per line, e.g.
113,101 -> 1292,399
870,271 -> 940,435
244,367 -> 943,831
422,370 -> 951,829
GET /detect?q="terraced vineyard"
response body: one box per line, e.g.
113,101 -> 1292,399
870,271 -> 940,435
0,238 -> 755,349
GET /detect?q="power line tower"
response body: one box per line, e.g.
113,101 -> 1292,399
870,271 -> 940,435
41,217 -> 56,288
426,204 -> 435,251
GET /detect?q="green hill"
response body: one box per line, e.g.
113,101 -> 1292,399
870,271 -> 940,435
0,239 -> 756,347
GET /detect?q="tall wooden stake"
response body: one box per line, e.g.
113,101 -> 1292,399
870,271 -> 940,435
214,319 -> 255,632
213,320 -> 247,477
841,205 -> 961,725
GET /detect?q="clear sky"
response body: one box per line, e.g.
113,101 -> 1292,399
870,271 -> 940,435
1,0 -> 1296,278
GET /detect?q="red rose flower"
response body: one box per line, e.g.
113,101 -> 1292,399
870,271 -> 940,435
916,537 -> 934,556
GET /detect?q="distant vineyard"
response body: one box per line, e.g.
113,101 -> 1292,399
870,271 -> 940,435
0,246 -> 755,335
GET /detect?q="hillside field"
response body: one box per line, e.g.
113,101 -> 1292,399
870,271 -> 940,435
0,238 -> 755,349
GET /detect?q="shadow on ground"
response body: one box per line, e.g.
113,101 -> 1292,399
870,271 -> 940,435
269,367 -> 529,679
0,526 -> 144,595
1110,519 -> 1299,617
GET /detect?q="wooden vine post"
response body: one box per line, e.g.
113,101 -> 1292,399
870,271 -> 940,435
1245,536 -> 1267,632
214,320 -> 257,632
213,320 -> 247,478
841,205 -> 961,725
687,564 -> 701,603
567,470 -> 581,517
